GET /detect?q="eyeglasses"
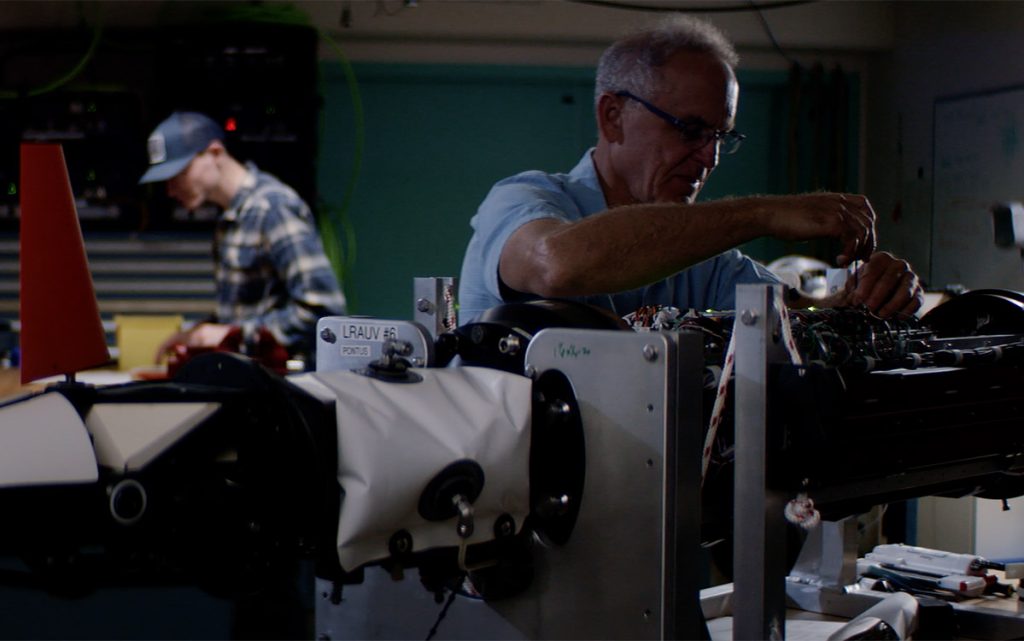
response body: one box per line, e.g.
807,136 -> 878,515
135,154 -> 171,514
615,90 -> 745,155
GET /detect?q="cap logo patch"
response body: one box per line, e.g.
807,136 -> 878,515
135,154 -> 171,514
147,133 -> 167,165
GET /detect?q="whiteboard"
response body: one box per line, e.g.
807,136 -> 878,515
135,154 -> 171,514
932,85 -> 1024,290
975,496 -> 1024,561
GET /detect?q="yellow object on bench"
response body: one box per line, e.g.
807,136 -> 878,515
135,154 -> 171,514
115,314 -> 183,371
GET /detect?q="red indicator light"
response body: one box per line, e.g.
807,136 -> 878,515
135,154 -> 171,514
225,117 -> 238,132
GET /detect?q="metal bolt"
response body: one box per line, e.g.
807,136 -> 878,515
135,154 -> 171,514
320,327 -> 337,343
524,364 -> 537,378
393,534 -> 410,554
495,515 -> 515,538
471,324 -> 486,344
498,335 -> 521,355
416,298 -> 435,314
548,400 -> 572,417
536,494 -> 570,517
740,309 -> 759,326
384,339 -> 413,357
642,344 -> 658,361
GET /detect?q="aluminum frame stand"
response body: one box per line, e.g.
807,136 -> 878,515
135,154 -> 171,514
315,328 -> 708,640
732,284 -> 794,641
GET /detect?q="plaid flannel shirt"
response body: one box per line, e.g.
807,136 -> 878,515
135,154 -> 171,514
213,164 -> 346,354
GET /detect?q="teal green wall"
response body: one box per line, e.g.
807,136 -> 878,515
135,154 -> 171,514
317,63 -> 859,319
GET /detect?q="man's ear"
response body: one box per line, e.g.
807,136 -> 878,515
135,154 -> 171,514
596,92 -> 625,144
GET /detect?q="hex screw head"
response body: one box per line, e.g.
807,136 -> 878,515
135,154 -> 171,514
416,298 -> 434,314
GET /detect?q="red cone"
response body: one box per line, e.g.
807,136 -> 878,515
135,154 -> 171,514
19,143 -> 110,384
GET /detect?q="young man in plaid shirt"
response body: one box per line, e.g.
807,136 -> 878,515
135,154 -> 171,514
140,111 -> 346,366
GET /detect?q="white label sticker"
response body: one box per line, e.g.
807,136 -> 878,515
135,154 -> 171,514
340,344 -> 372,357
339,323 -> 398,342
147,133 -> 167,164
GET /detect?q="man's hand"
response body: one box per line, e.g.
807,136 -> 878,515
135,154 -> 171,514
153,323 -> 237,363
843,252 -> 924,319
766,193 -> 877,267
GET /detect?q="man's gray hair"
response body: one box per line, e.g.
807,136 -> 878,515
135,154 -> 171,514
594,14 -> 739,106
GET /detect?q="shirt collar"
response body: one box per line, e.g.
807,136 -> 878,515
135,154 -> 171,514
221,162 -> 259,222
567,148 -> 608,214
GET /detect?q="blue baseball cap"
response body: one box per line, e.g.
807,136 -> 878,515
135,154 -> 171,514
139,112 -> 224,184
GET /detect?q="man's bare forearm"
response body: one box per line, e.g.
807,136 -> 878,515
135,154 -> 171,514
502,190 -> 879,298
501,196 -> 780,297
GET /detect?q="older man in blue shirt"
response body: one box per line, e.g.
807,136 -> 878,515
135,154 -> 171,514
459,15 -> 922,324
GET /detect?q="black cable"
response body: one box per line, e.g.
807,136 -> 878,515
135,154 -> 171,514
570,0 -> 814,13
0,2 -> 105,100
374,0 -> 411,17
749,0 -> 799,66
425,585 -> 460,641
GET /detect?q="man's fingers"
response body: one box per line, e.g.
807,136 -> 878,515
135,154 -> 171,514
864,216 -> 878,257
845,196 -> 876,259
851,255 -> 921,319
776,193 -> 878,261
898,287 -> 925,319
832,194 -> 876,264
850,258 -> 887,305
855,261 -> 904,309
874,271 -> 920,318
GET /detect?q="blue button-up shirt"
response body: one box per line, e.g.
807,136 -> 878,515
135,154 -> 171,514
458,149 -> 778,324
